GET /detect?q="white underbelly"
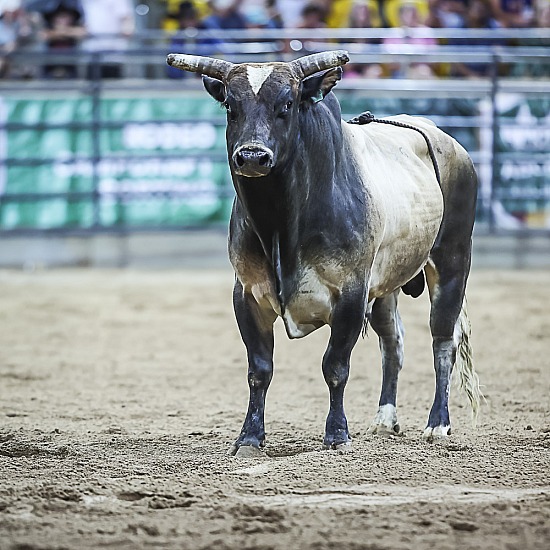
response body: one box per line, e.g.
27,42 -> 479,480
243,265 -> 336,339
282,276 -> 334,338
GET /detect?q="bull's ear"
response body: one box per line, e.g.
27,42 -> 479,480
202,76 -> 226,103
301,67 -> 343,104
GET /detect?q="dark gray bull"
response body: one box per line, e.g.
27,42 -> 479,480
167,50 -> 482,456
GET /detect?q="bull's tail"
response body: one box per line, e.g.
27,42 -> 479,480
453,299 -> 483,426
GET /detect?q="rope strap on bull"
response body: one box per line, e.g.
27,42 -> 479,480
348,111 -> 441,187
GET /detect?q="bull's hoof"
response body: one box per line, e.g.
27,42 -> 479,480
322,428 -> 352,451
323,440 -> 352,452
367,404 -> 401,437
423,425 -> 451,442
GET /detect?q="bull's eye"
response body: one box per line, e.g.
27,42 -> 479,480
224,101 -> 237,121
279,100 -> 293,118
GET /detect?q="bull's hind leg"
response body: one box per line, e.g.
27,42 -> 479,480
367,291 -> 404,436
423,149 -> 479,441
424,252 -> 470,440
229,280 -> 277,457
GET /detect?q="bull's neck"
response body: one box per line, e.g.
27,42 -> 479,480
233,172 -> 292,257
234,99 -> 344,254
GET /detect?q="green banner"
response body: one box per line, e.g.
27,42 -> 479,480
496,94 -> 550,228
0,93 -> 232,229
0,92 -> 548,230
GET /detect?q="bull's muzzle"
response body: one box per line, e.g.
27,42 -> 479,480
232,145 -> 274,178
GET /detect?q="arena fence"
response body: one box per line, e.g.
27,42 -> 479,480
0,29 -> 548,235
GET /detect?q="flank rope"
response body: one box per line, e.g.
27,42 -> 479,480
348,111 -> 441,187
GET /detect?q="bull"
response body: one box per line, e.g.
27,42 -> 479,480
167,50 -> 482,456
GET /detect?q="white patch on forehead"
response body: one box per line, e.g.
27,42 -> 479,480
246,65 -> 274,95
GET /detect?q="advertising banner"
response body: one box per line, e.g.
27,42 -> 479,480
0,93 -> 232,229
0,92 -> 548,230
495,94 -> 550,228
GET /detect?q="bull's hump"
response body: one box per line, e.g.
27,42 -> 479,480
246,65 -> 274,95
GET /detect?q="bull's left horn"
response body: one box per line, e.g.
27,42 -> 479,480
167,53 -> 235,81
291,50 -> 350,78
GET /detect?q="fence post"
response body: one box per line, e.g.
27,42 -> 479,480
90,52 -> 102,229
489,50 -> 500,234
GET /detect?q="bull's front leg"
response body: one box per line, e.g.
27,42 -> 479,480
229,279 -> 277,457
322,285 -> 367,450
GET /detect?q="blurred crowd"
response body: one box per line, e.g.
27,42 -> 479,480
161,0 -> 548,31
0,0 -> 548,80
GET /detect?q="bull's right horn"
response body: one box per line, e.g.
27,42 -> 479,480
167,54 -> 235,81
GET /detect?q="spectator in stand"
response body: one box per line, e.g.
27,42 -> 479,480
201,0 -> 247,29
264,0 -> 285,27
173,0 -> 204,32
383,2 -> 437,78
162,0 -> 210,31
536,0 -> 550,26
41,3 -> 86,78
349,0 -> 374,29
345,1 -> 384,78
275,0 -> 309,27
357,0 -> 429,28
451,0 -> 500,78
488,0 -> 535,27
296,2 -> 328,27
0,0 -> 21,77
80,0 -> 135,79
325,0 -> 354,27
196,0 -> 249,54
240,0 -> 282,28
425,0 -> 468,28
0,0 -> 37,78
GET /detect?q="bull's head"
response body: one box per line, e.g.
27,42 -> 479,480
167,50 -> 349,178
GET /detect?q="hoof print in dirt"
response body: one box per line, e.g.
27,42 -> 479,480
367,424 -> 403,438
229,445 -> 265,458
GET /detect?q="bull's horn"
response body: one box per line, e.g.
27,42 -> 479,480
291,50 -> 350,78
167,53 -> 235,81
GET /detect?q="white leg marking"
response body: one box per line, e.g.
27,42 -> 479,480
367,404 -> 401,437
246,66 -> 274,95
423,425 -> 451,441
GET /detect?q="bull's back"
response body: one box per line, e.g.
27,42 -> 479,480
342,116 -> 446,298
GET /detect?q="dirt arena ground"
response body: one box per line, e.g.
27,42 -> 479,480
0,266 -> 549,549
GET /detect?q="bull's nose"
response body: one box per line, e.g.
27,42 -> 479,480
232,145 -> 273,177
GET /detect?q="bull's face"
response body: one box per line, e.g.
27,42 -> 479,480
204,65 -> 301,178
166,51 -> 349,178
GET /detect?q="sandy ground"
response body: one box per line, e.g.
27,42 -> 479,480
0,267 -> 549,550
